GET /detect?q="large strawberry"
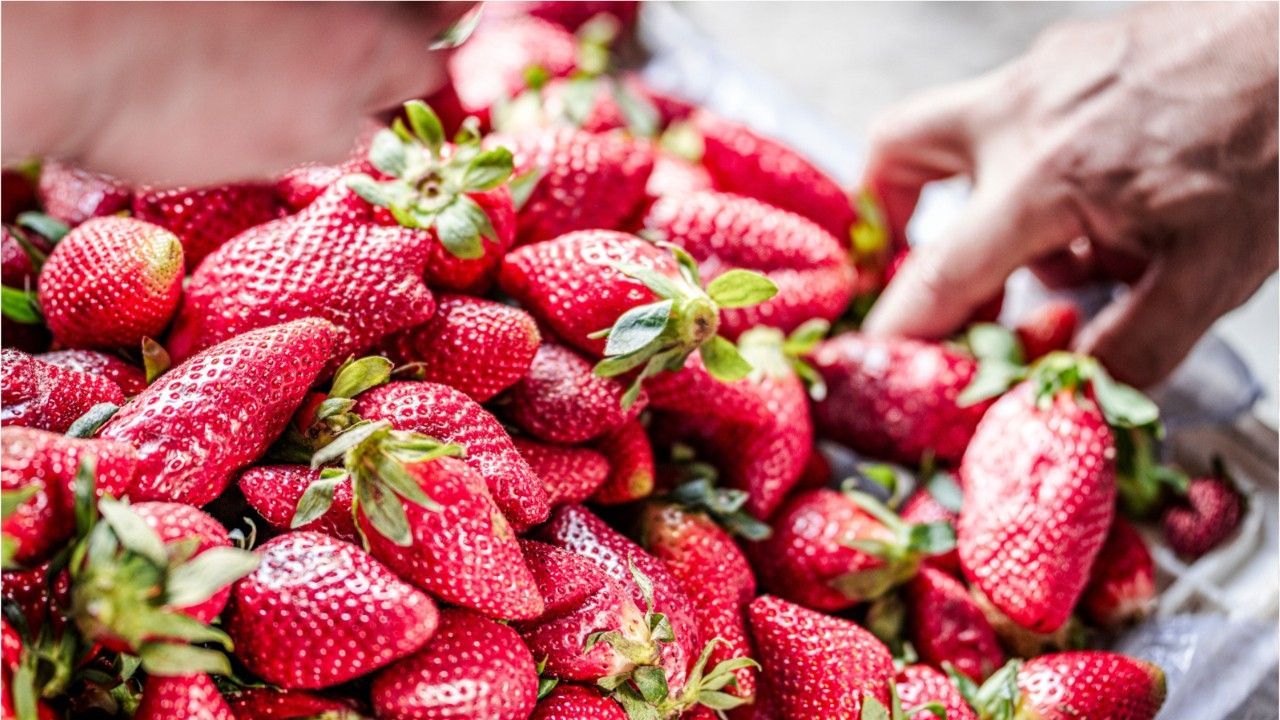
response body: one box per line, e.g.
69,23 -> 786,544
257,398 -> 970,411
1081,517 -> 1156,629
895,664 -> 977,720
957,356 -> 1135,634
638,503 -> 758,703
1,349 -> 125,433
513,437 -> 610,507
643,191 -> 855,338
238,465 -> 359,544
506,341 -> 643,444
590,418 -> 656,505
690,110 -> 856,241
36,160 -> 131,226
135,673 -> 235,720
447,15 -> 579,121
499,128 -> 654,245
2,428 -> 137,568
100,318 -> 337,505
37,349 -> 147,396
752,487 -> 955,612
809,332 -> 991,465
371,609 -> 538,720
1,224 -> 52,289
37,216 -> 184,349
905,566 -> 1004,683
748,594 -> 893,719
956,652 -> 1165,720
532,685 -> 627,720
131,182 -> 285,271
379,293 -> 540,402
226,531 -> 439,689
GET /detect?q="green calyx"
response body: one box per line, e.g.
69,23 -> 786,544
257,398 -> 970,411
1114,426 -> 1190,519
830,485 -> 956,602
667,474 -> 772,541
592,244 -> 778,408
849,188 -> 890,266
274,355 -> 395,463
738,319 -> 831,400
861,683 -> 948,720
590,560 -> 758,720
4,601 -> 79,720
68,497 -> 259,678
949,661 -> 1027,720
346,100 -> 514,260
301,419 -> 463,548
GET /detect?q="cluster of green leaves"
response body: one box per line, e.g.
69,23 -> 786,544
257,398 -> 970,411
737,319 -> 831,399
666,471 -> 772,541
830,485 -> 956,603
346,101 -> 514,260
861,684 -> 948,720
948,660 -> 1023,720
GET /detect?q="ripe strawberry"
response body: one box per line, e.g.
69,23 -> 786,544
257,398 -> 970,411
512,437 -> 610,507
37,349 -> 147,396
135,673 -> 235,720
37,216 -> 183,349
131,182 -> 285,271
959,652 -> 1165,720
275,163 -> 344,213
447,15 -> 579,121
1,225 -> 51,289
748,594 -> 893,719
590,418 -> 655,505
499,129 -> 655,245
225,687 -> 362,719
488,1 -> 640,32
2,428 -> 137,567
1,563 -> 70,634
898,473 -> 964,576
958,365 -> 1119,634
2,349 -> 126,433
690,110 -> 856,240
646,151 -> 714,199
2,168 -> 39,223
1015,299 -> 1080,362
1162,472 -> 1244,560
100,318 -> 337,505
506,342 -> 644,444
36,160 -> 132,226
795,446 -> 832,491
809,333 -> 990,465
379,294 -> 541,402
532,685 -> 627,720
638,503 -> 758,703
895,664 -> 977,720
643,192 -> 856,338
372,609 -> 538,720
164,182 -> 433,366
354,381 -> 550,528
905,567 -> 1004,683
238,466 -> 359,544
227,532 -> 439,689
1082,517 -> 1156,628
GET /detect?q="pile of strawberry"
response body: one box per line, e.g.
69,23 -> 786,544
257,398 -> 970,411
0,3 -> 1247,719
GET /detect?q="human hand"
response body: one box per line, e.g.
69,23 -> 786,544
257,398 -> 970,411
1,2 -> 470,186
861,2 -> 1278,387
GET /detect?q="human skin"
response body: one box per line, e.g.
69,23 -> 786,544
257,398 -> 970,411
862,2 -> 1278,387
1,2 -> 468,186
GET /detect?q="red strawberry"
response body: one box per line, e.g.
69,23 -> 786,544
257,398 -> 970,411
36,160 -> 132,226
691,110 -> 855,240
499,129 -> 655,245
590,418 -> 655,505
447,15 -> 579,121
752,488 -> 955,612
371,609 -> 538,720
958,371 -> 1118,634
905,567 -> 1004,683
238,466 -> 359,544
646,151 -> 714,198
809,333 -> 991,465
225,688 -> 362,720
895,664 -> 977,720
135,673 -> 235,720
1,349 -> 126,433
274,163 -> 344,213
37,349 -> 147,396
506,342 -> 644,444
795,447 -> 832,491
100,318 -> 337,505
2,169 -> 39,223
639,503 -> 758,703
132,182 -> 286,271
643,191 -> 855,338
354,381 -> 550,528
227,531 -> 439,689
488,1 -> 640,32
962,653 -> 1165,720
379,294 -> 541,402
748,594 -> 893,719
899,473 -> 964,575
1,225 -> 51,289
532,685 -> 627,720
1,563 -> 70,635
1162,472 -> 1244,560
2,427 -> 137,567
1082,517 -> 1156,628
513,437 -> 610,507
37,216 -> 184,349
1016,299 -> 1080,362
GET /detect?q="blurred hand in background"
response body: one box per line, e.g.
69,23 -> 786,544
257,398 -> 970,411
862,2 -> 1278,387
2,2 -> 469,186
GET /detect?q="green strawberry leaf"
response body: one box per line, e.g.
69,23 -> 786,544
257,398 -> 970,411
15,211 -> 69,245
330,356 -> 393,400
435,197 -> 487,260
861,697 -> 892,720
1090,365 -> 1160,429
957,358 -> 1024,407
138,642 -> 231,678
428,4 -> 482,49
404,100 -> 445,157
905,521 -> 957,556
593,347 -> 654,378
966,323 -> 1023,365
1,486 -> 38,520
699,335 -> 752,382
604,300 -> 673,357
65,403 -> 119,439
610,80 -> 661,138
368,130 -> 412,178
907,703 -> 947,720
461,147 -> 515,191
924,471 -> 964,514
166,548 -> 260,608
508,168 -> 543,211
537,677 -> 559,700
291,474 -> 344,528
141,336 -> 171,384
628,557 -> 656,612
1,285 -> 40,325
705,269 -> 778,308
98,498 -> 167,567
614,263 -> 683,300
632,665 -> 669,704
356,478 -> 412,547
783,318 -> 830,356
